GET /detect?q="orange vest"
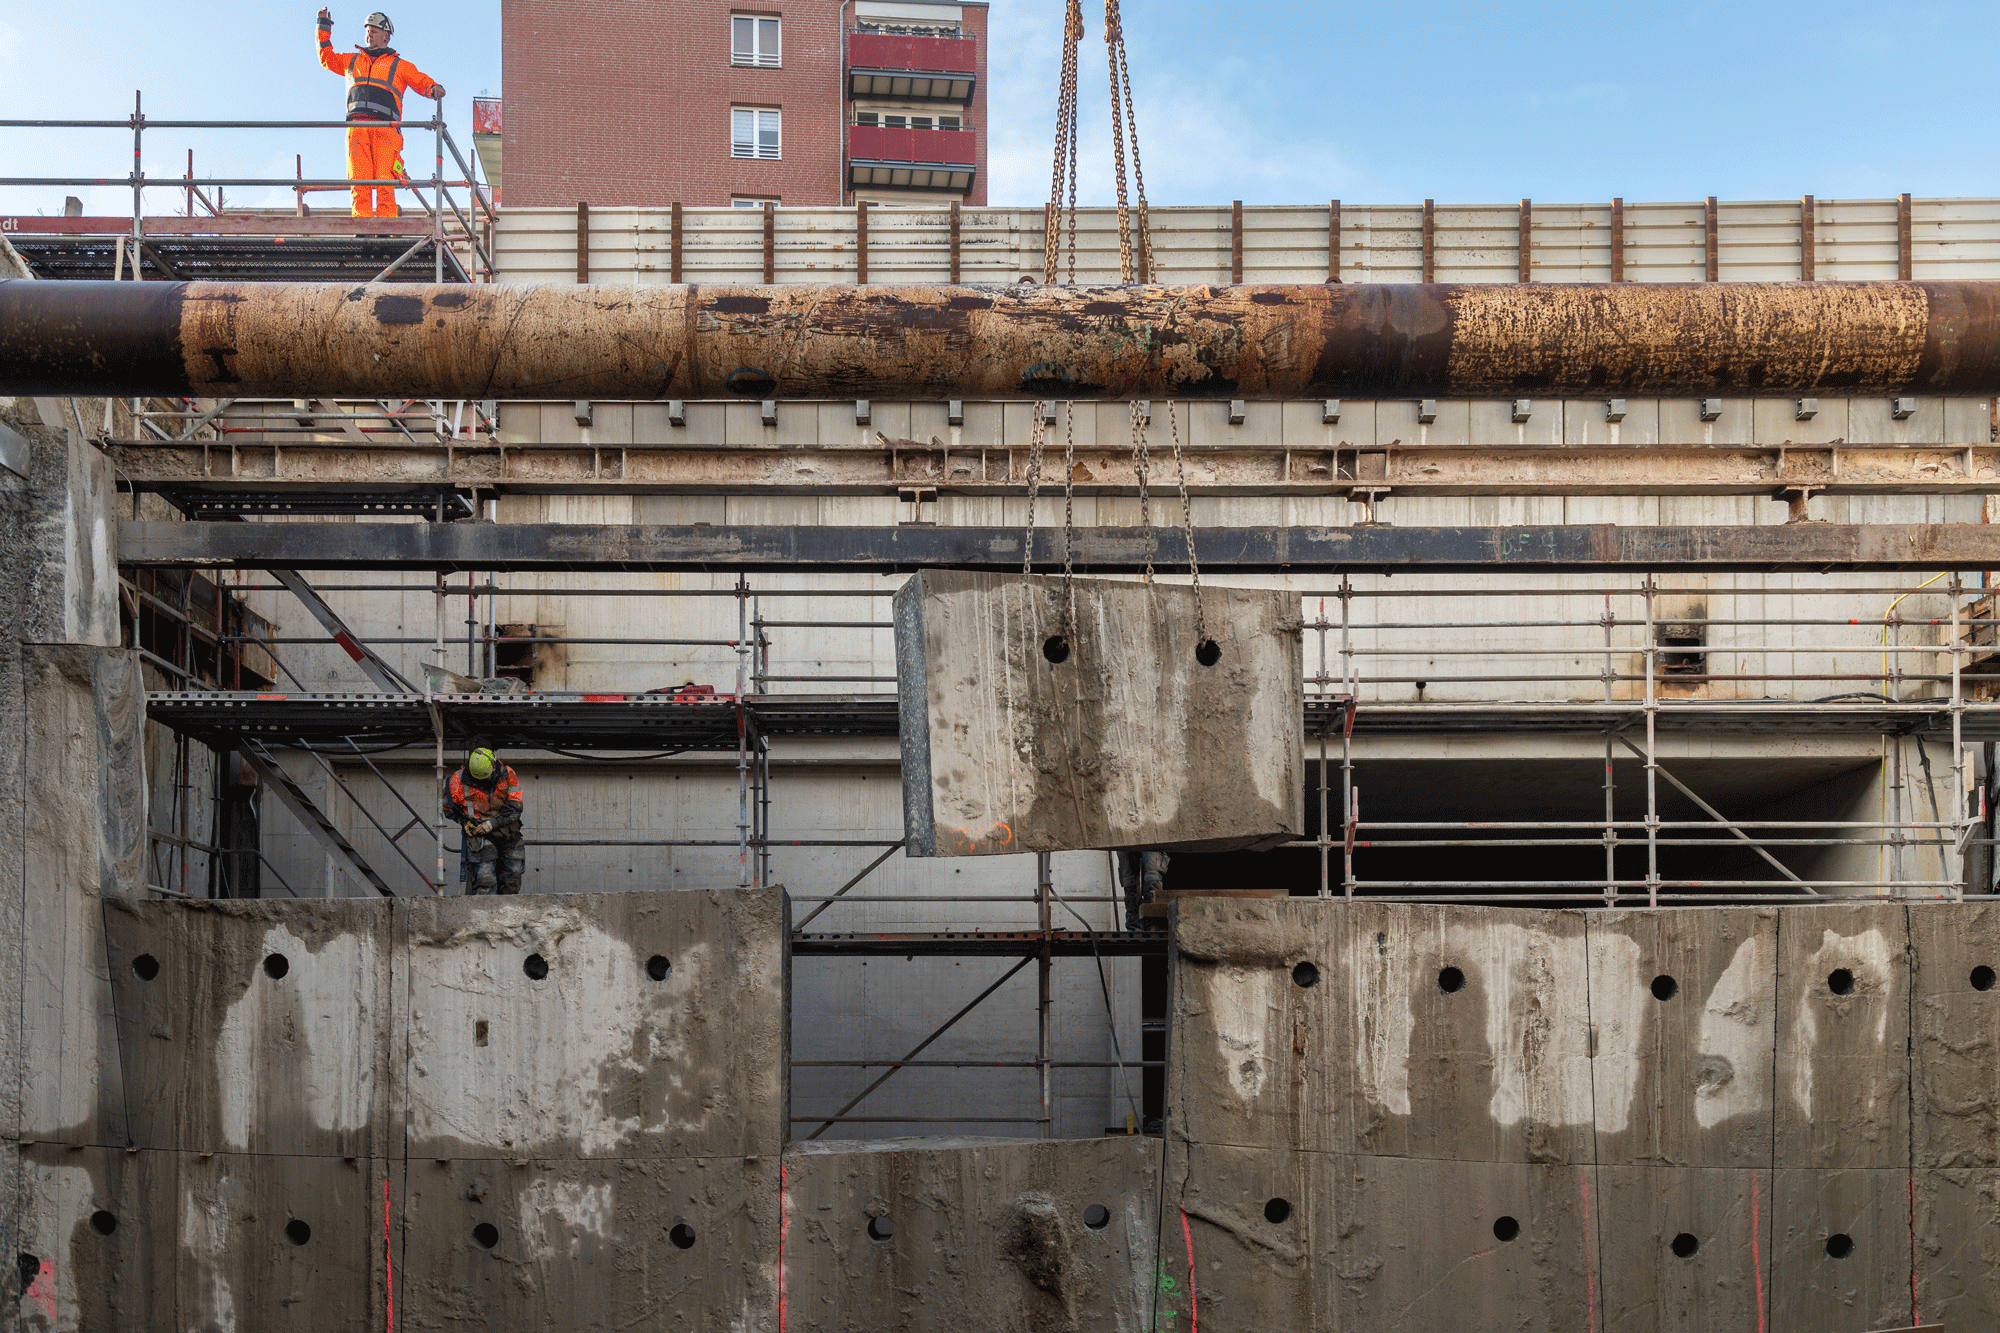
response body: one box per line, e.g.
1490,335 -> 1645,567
448,766 -> 522,820
317,29 -> 438,123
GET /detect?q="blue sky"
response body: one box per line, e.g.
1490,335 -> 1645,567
2,1 -> 1994,216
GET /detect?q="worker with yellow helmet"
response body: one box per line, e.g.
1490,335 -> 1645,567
444,747 -> 525,894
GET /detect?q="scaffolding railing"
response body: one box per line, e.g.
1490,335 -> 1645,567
0,91 -> 498,282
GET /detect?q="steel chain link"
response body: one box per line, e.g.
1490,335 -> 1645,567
1130,400 -> 1153,582
1061,401 -> 1078,641
1022,400 -> 1048,577
1043,0 -> 1083,284
1167,400 -> 1207,650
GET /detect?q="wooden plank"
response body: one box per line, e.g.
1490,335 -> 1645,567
575,201 -> 589,284
670,202 -> 683,283
1900,192 -> 1914,279
948,200 -> 960,283
1327,199 -> 1341,283
1611,197 -> 1625,281
1231,199 -> 1243,283
1422,199 -> 1436,283
1705,195 -> 1719,281
1518,198 -> 1533,282
763,202 -> 775,284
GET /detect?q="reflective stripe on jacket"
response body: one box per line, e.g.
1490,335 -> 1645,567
446,766 -> 524,822
317,26 -> 438,123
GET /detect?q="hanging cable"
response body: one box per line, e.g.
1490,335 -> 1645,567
1102,0 -> 1154,283
1166,401 -> 1213,659
1043,0 -> 1084,284
1130,400 -> 1153,583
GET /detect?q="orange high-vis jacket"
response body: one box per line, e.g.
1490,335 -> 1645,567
445,766 -> 523,824
317,25 -> 439,122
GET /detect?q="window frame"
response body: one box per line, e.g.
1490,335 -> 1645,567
730,14 -> 782,68
731,196 -> 781,208
730,106 -> 783,161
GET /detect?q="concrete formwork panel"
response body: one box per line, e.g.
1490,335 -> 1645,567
781,1137 -> 1157,1333
101,898 -> 398,1158
1774,904 -> 1911,1169
893,571 -> 1304,857
1595,1166 -> 1771,1333
399,1155 -> 778,1332
15,1144 -> 174,1333
1913,1167 -> 2000,1331
404,890 -> 789,1160
1170,899 -> 1595,1164
174,1150 -> 390,1333
1909,902 -> 2000,1168
1768,1168 -> 1915,1333
1586,908 -> 1779,1168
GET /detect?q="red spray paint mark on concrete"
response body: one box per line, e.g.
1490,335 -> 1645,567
1908,1171 -> 1920,1328
1579,1171 -> 1598,1333
1180,1209 -> 1198,1333
1750,1172 -> 1766,1333
384,1177 -> 395,1333
25,1259 -> 54,1321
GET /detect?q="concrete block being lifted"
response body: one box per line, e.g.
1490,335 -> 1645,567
893,571 -> 1304,856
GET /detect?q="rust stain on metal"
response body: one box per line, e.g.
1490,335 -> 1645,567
10,278 -> 2000,401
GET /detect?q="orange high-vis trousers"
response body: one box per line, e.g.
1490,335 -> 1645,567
346,124 -> 406,218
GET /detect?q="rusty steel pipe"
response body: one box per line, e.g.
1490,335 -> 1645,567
5,278 -> 2000,401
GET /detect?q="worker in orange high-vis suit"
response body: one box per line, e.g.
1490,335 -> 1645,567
315,9 -> 444,218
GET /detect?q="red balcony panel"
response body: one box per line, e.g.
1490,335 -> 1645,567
848,125 -> 977,169
472,97 -> 502,135
847,31 -> 977,75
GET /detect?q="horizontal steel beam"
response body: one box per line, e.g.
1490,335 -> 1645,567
107,440 -> 1999,498
117,521 -> 2000,572
9,278 -> 2000,401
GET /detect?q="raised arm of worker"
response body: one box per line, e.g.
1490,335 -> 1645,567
316,8 -> 354,76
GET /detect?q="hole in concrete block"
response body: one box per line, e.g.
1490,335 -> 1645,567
1263,1198 -> 1291,1225
1827,968 -> 1855,996
1824,1233 -> 1853,1259
285,1219 -> 311,1247
472,1223 -> 499,1249
670,1222 -> 697,1250
1670,1232 -> 1699,1258
647,955 -> 672,982
474,1020 -> 489,1047
867,1216 -> 894,1242
524,953 -> 549,981
1492,1216 -> 1520,1243
17,1254 -> 38,1297
1972,965 -> 1995,992
1438,966 -> 1466,993
1082,1205 -> 1110,1230
89,1211 -> 117,1236
1292,961 -> 1319,989
132,954 -> 159,981
1042,635 -> 1070,665
263,953 -> 289,980
1651,974 -> 1679,1001
1195,639 -> 1221,667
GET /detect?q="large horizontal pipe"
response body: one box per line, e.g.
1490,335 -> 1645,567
7,278 -> 2000,401
117,520 -> 2000,572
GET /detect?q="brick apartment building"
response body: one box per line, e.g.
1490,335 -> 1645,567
496,0 -> 988,208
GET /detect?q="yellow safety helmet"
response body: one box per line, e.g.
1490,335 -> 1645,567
467,747 -> 497,780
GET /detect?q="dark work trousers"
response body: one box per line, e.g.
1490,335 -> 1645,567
465,830 -> 526,894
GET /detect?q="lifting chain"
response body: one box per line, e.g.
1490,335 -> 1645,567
1130,400 -> 1152,582
1043,0 -> 1084,285
1060,401 -> 1078,643
1167,400 -> 1209,652
1022,400 -> 1048,577
1102,0 -> 1155,284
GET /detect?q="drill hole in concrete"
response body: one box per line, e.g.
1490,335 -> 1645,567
1195,639 -> 1222,667
472,1223 -> 498,1250
1292,961 -> 1320,989
1827,967 -> 1855,996
670,1222 -> 697,1250
1972,965 -> 1996,992
284,1219 -> 311,1247
1492,1216 -> 1520,1243
646,955 -> 672,982
131,954 -> 159,981
1263,1198 -> 1291,1225
1042,635 -> 1070,665
16,1254 -> 38,1297
523,953 -> 549,981
1651,974 -> 1679,1001
1825,1233 -> 1854,1259
1082,1204 -> 1110,1231
1670,1232 -> 1699,1259
1438,966 -> 1466,994
263,953 -> 289,980
867,1216 -> 894,1242
88,1211 -> 117,1237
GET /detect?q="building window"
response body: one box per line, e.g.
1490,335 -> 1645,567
732,15 -> 781,67
732,196 -> 780,208
854,111 -> 961,131
731,107 -> 781,160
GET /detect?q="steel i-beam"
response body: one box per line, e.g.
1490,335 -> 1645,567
5,278 -> 2000,400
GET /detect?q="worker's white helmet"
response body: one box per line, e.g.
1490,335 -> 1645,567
365,11 -> 394,35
